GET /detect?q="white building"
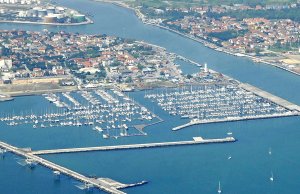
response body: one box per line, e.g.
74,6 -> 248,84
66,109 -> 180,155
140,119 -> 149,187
0,59 -> 12,72
204,63 -> 209,73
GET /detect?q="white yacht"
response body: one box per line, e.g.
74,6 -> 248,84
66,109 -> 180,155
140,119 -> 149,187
270,171 -> 274,182
218,181 -> 222,193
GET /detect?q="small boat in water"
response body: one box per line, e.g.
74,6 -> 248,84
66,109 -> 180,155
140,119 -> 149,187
76,182 -> 94,191
93,126 -> 103,132
227,130 -> 233,136
270,171 -> 274,182
17,158 -> 38,169
53,170 -> 61,176
0,148 -> 7,155
218,181 -> 222,193
103,134 -> 109,139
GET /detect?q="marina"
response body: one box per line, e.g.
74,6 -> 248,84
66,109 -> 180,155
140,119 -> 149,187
171,83 -> 300,130
145,82 -> 299,131
0,0 -> 300,193
0,88 -> 161,139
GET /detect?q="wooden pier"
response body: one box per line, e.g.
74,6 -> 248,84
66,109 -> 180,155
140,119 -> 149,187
31,137 -> 235,155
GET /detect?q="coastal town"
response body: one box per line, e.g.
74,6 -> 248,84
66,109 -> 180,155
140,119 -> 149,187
0,30 -> 185,96
1,28 -> 299,132
123,1 -> 300,75
0,1 -> 300,194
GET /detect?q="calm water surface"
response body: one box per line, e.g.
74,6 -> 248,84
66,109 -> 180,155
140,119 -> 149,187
0,0 -> 300,193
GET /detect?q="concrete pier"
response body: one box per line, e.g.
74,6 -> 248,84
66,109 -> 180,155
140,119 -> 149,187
172,111 -> 297,131
31,137 -> 235,155
239,83 -> 300,112
0,137 -> 235,193
0,141 -> 143,194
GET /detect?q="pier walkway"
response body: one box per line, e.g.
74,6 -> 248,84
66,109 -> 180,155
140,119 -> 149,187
240,83 -> 300,112
32,137 -> 235,155
172,111 -> 297,131
0,137 -> 235,193
0,141 -> 141,194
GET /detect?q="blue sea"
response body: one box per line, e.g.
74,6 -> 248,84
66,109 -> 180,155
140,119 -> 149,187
0,0 -> 300,193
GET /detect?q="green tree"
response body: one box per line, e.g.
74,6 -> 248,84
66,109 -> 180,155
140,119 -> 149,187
125,76 -> 133,83
137,63 -> 144,70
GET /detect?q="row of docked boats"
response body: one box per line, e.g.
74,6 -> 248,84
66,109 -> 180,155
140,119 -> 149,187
0,89 -> 156,140
145,84 -> 290,121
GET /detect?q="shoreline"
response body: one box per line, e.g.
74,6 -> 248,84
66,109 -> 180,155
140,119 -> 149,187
0,3 -> 94,26
148,23 -> 300,77
1,87 -> 78,97
95,0 -> 300,77
93,0 -> 135,10
0,17 -> 93,26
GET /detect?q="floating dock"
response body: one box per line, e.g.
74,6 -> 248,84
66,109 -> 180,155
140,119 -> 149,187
0,141 -> 145,194
31,137 -> 235,155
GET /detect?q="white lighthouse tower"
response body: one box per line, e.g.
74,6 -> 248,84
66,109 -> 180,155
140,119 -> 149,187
204,63 -> 209,73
